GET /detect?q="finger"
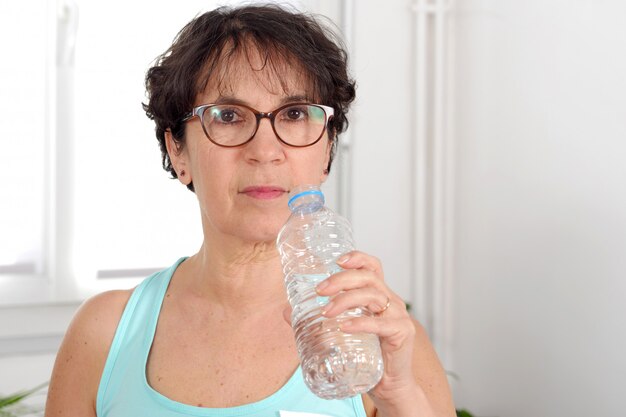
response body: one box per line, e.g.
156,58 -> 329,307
339,316 -> 416,345
336,251 -> 384,277
321,287 -> 389,318
316,268 -> 384,296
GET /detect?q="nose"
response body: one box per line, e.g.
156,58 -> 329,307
243,117 -> 285,165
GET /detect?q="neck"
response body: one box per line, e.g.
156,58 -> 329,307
180,234 -> 287,316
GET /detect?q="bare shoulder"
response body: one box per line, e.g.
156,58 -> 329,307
71,290 -> 133,341
45,289 -> 133,417
59,289 -> 134,362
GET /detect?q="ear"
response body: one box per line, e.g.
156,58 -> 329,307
320,136 -> 334,183
165,130 -> 191,185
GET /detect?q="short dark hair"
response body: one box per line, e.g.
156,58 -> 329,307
143,4 -> 356,191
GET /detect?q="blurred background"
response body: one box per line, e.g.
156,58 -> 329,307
1,0 -> 625,416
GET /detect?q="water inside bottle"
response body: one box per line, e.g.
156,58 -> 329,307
286,266 -> 384,399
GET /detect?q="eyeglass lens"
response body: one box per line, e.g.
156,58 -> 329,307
202,104 -> 327,147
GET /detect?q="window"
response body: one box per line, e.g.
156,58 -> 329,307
0,1 -> 48,279
0,0 -> 343,305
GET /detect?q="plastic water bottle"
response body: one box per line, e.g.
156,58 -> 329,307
276,185 -> 384,399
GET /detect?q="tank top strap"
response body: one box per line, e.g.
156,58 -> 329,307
97,257 -> 186,416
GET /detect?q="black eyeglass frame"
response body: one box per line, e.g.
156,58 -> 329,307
181,102 -> 335,148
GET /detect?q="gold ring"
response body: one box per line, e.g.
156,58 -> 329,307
378,297 -> 391,315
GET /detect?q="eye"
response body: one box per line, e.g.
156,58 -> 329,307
208,106 -> 245,124
219,110 -> 236,122
287,108 -> 305,120
281,105 -> 310,122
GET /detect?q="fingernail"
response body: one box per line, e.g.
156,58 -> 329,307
316,280 -> 329,293
337,255 -> 350,264
340,320 -> 352,329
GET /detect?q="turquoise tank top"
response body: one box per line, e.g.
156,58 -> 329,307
96,257 -> 368,417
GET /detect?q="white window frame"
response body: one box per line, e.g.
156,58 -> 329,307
0,0 -> 347,309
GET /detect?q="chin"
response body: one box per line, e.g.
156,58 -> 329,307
235,217 -> 284,244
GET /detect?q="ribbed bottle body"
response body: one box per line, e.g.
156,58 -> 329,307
276,186 -> 383,399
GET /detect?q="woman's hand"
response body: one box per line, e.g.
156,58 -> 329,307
314,251 -> 454,417
315,251 -> 417,399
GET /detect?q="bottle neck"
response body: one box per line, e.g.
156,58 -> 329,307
288,185 -> 325,213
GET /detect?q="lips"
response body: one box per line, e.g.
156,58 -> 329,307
240,185 -> 287,200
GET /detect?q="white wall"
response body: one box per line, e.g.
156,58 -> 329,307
451,1 -> 626,416
349,1 -> 415,305
0,304 -> 78,405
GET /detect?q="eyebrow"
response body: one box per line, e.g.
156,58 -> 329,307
210,94 -> 315,107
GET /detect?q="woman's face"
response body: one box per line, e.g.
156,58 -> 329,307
168,52 -> 332,244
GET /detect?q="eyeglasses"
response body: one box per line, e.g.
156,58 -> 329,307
181,102 -> 334,148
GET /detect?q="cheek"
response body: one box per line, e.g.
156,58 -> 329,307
192,140 -> 233,176
290,146 -> 330,182
192,148 -> 237,201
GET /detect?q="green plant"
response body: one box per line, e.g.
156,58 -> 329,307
0,382 -> 47,417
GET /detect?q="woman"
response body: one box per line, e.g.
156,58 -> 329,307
45,4 -> 455,417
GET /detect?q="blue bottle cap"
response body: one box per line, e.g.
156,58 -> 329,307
287,185 -> 325,210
